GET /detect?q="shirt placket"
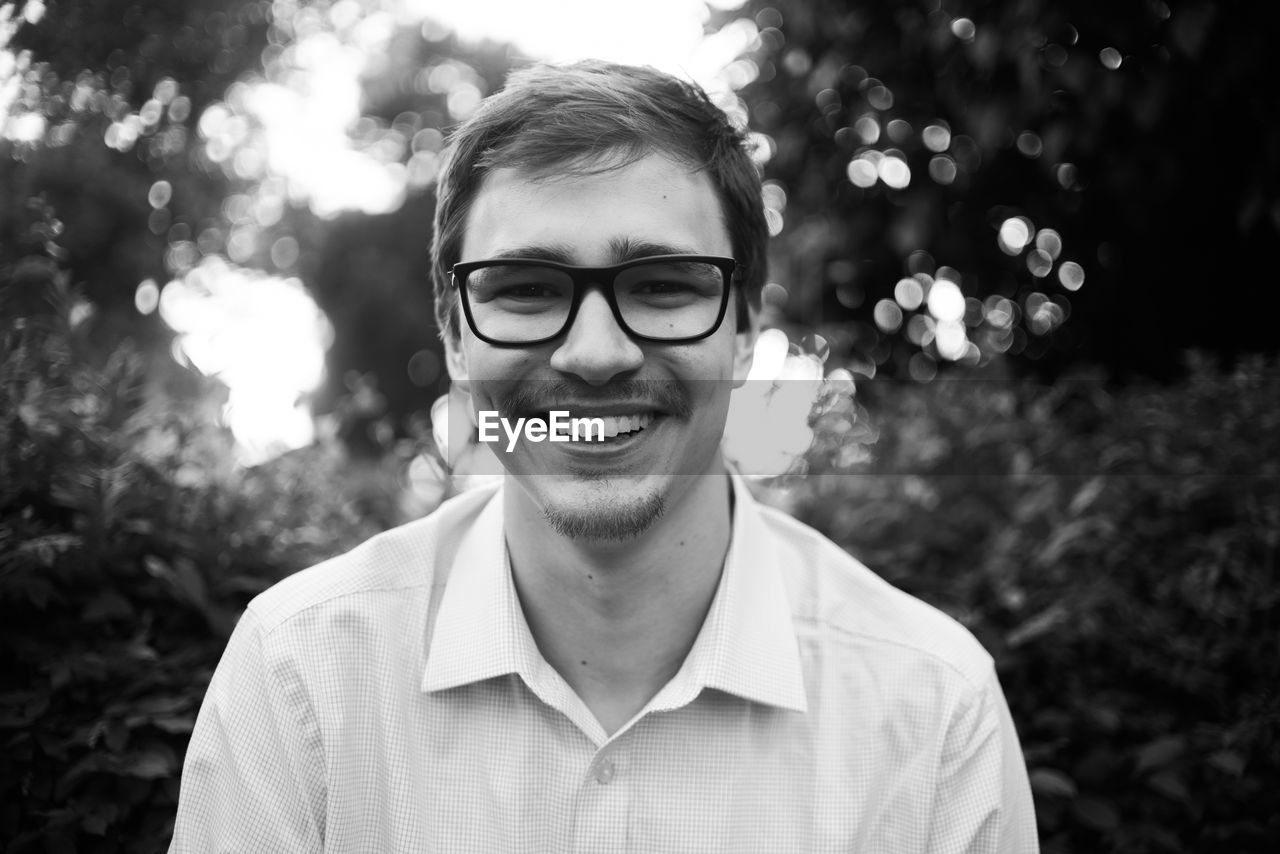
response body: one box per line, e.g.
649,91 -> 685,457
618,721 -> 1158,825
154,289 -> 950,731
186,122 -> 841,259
571,735 -> 633,854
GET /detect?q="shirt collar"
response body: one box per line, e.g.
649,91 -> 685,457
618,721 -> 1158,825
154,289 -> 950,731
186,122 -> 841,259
656,473 -> 808,713
422,475 -> 807,715
421,490 -> 549,694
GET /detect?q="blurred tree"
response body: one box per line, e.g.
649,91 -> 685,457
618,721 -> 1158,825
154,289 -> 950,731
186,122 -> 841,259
297,30 -> 516,456
724,0 -> 1279,379
2,0 -> 518,453
2,0 -> 271,343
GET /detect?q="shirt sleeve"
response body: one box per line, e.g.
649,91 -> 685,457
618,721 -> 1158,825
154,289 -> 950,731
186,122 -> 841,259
169,607 -> 326,853
928,667 -> 1040,854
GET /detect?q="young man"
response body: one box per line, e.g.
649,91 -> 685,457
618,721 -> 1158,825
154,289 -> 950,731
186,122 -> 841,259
171,62 -> 1038,852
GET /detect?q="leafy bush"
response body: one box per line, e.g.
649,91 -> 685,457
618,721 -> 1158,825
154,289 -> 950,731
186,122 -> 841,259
773,358 -> 1280,852
0,217 -> 408,851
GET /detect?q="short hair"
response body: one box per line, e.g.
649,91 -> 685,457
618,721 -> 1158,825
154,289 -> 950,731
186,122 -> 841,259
430,60 -> 768,341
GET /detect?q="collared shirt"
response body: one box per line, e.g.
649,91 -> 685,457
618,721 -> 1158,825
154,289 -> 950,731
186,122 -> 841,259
171,475 -> 1038,853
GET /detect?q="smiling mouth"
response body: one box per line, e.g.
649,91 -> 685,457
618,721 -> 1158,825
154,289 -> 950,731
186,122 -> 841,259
541,410 -> 658,441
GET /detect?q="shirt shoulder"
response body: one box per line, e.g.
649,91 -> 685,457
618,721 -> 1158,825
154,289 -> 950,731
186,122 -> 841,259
246,483 -> 499,635
756,499 -> 993,690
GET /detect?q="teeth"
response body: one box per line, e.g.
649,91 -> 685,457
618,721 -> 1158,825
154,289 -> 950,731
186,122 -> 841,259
595,412 -> 653,439
542,412 -> 655,440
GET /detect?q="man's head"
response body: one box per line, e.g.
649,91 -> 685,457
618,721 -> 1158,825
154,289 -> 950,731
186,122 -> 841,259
430,60 -> 767,342
433,61 -> 767,541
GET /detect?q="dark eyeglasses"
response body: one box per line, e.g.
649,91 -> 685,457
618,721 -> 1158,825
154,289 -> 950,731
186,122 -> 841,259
449,255 -> 739,347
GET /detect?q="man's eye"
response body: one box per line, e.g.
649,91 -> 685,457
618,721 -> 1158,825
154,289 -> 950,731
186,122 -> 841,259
470,276 -> 568,304
624,276 -> 719,303
496,283 -> 559,299
634,279 -> 695,295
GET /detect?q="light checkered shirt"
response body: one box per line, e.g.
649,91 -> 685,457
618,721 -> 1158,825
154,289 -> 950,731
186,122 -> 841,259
171,475 -> 1038,852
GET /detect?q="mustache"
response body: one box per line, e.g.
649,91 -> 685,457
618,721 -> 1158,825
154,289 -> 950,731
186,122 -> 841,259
496,380 -> 693,420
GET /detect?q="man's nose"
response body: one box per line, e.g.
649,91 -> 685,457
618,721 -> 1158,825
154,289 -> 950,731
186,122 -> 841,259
548,288 -> 644,385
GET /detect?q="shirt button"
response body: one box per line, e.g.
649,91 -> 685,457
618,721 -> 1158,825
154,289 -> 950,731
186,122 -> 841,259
594,758 -> 615,785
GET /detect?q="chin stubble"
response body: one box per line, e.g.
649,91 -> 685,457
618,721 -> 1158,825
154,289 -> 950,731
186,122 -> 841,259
541,488 -> 666,541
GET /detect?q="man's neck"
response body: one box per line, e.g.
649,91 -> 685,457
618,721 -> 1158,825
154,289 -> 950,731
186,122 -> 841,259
502,474 -> 734,736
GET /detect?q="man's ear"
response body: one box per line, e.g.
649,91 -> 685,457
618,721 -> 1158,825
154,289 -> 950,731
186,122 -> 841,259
731,301 -> 759,387
443,331 -> 471,393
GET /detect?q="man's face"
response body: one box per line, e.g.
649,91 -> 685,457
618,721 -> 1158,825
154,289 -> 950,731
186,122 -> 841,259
444,152 -> 756,539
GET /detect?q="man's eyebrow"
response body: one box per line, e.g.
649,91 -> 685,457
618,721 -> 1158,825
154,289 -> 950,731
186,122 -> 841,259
486,244 -> 577,263
609,237 -> 704,262
483,239 -> 706,266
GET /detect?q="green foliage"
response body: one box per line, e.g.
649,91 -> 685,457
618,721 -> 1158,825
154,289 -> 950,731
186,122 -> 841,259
771,357 -> 1280,851
0,211 -> 405,851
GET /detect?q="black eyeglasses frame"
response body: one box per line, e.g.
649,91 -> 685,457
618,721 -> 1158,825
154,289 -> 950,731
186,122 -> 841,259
449,254 -> 740,348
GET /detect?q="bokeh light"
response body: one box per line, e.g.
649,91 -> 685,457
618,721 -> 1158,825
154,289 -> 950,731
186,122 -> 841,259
935,320 -> 968,361
1016,131 -> 1043,158
147,180 -> 172,209
985,296 -> 1017,329
906,314 -> 935,347
158,256 -> 333,464
878,154 -> 911,189
950,17 -> 976,43
922,122 -> 951,153
874,298 -> 903,333
847,152 -> 879,188
886,118 -> 912,144
1025,292 -> 1066,336
1055,162 -> 1078,188
1027,249 -> 1053,278
762,179 -> 787,236
894,276 -> 924,311
928,154 -> 957,185
1059,261 -> 1086,291
853,115 -> 880,145
6,111 -> 44,142
1035,228 -> 1063,260
865,81 -> 894,110
998,216 -> 1033,255
134,279 -> 160,315
927,277 -> 966,323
